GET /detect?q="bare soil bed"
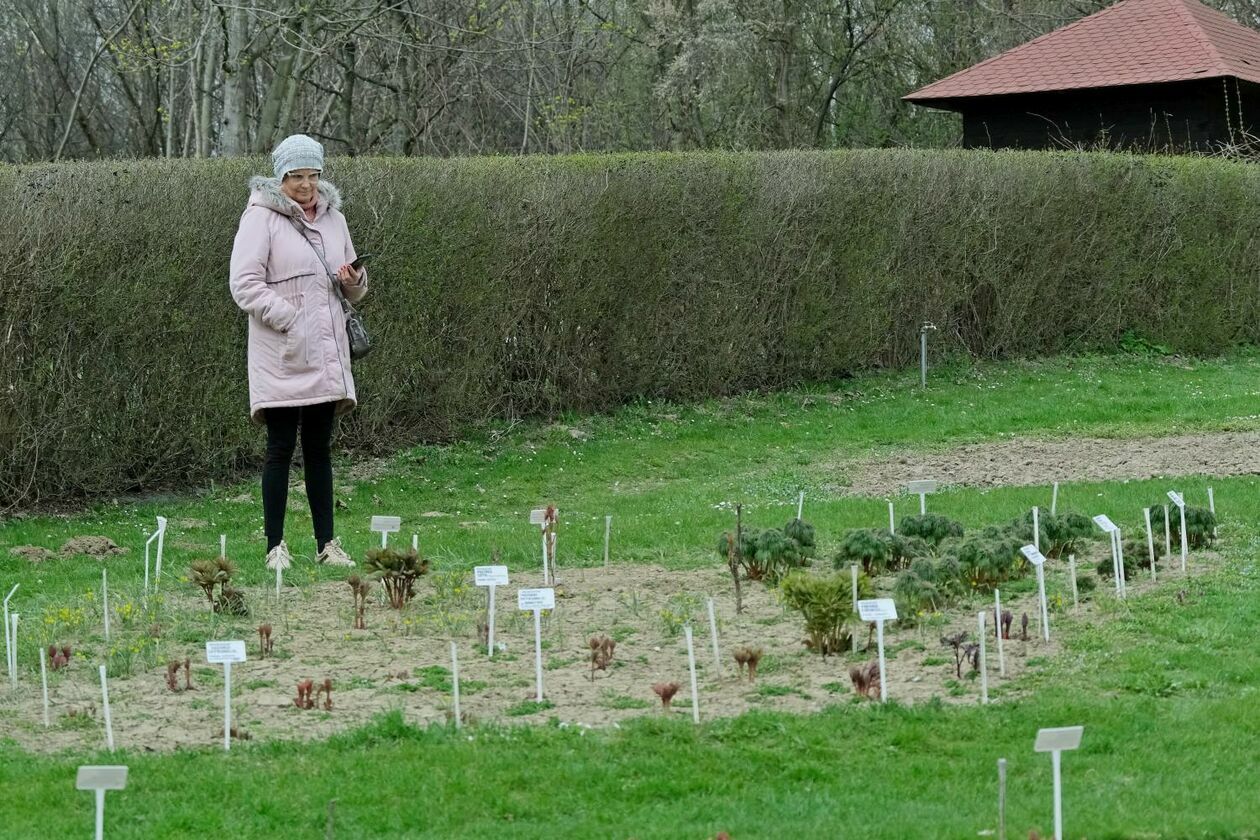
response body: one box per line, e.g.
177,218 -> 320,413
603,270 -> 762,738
0,538 -> 1185,755
835,430 -> 1260,497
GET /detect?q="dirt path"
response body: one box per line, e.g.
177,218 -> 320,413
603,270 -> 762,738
835,431 -> 1260,497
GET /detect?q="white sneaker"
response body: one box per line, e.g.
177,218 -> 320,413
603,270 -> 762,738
316,537 -> 355,567
266,541 -> 292,571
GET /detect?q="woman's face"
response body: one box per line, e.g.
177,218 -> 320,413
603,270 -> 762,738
281,169 -> 320,205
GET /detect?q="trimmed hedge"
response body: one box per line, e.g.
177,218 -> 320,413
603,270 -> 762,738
2,149 -> 1259,506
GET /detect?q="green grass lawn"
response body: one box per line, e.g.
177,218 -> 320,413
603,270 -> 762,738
3,350 -> 1260,837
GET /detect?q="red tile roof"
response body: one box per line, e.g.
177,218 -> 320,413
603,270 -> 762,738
905,0 -> 1260,104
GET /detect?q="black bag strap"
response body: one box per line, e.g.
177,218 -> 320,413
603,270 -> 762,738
288,216 -> 356,316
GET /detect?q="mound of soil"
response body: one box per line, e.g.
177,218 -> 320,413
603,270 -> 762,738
59,535 -> 128,558
9,545 -> 54,563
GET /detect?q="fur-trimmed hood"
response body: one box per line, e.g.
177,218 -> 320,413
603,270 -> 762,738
247,175 -> 342,218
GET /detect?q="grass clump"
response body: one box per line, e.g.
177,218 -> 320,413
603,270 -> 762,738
505,699 -> 555,717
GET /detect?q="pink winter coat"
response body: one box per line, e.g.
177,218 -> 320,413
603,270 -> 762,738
229,176 -> 368,423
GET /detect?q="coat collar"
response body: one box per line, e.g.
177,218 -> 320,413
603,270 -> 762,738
247,175 -> 343,220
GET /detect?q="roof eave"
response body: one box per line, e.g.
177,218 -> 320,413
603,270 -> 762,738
903,73 -> 1252,107
901,94 -> 965,113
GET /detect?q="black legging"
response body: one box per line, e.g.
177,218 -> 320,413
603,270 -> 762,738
262,402 -> 336,552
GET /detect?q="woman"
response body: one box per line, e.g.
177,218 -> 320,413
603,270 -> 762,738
229,133 -> 367,570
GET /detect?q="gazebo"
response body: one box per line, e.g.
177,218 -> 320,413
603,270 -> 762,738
904,0 -> 1260,151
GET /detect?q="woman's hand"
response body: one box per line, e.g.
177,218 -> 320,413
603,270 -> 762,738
336,264 -> 362,285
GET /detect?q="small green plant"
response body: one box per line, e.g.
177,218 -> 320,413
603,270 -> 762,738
779,571 -> 863,656
893,559 -> 947,616
413,666 -> 452,692
610,625 -> 637,642
783,518 -> 817,559
1097,549 -> 1141,580
658,593 -> 702,637
1158,504 -> 1217,549
1004,514 -> 1050,553
888,533 -> 933,568
719,517 -> 815,583
363,547 -> 430,609
1040,511 -> 1096,559
833,529 -> 892,575
616,590 -> 645,619
948,535 -> 1025,591
1120,537 -> 1164,577
898,514 -> 963,546
188,558 -> 247,615
600,691 -> 651,710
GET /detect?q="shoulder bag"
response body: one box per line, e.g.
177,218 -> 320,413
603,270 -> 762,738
289,217 -> 373,360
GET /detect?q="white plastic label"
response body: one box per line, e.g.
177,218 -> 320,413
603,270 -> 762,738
1020,544 -> 1047,566
205,640 -> 246,664
76,765 -> 128,791
370,515 -> 401,533
906,480 -> 938,495
1167,490 -> 1185,508
474,565 -> 509,587
528,509 -> 548,525
155,515 -> 168,533
1034,725 -> 1084,752
1092,514 -> 1118,533
518,588 -> 555,611
858,598 -> 898,622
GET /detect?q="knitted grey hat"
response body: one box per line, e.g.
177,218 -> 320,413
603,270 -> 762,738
272,134 -> 324,180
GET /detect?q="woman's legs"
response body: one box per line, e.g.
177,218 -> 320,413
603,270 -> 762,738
262,407 -> 301,551
300,401 -> 337,552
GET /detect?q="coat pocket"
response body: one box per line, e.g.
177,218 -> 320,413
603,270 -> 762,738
279,292 -> 310,369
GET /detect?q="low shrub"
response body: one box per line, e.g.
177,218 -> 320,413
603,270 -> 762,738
717,518 -> 815,583
780,571 -> 867,657
897,514 -> 964,546
1039,511 -> 1097,558
948,535 -> 1026,592
894,555 -> 968,616
833,529 -> 893,575
1157,504 -> 1218,550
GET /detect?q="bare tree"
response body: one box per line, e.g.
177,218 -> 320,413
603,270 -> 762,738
1,0 -> 1227,162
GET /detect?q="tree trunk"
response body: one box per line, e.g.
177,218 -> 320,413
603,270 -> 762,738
255,47 -> 298,152
219,3 -> 250,157
339,40 -> 357,154
196,25 -> 218,158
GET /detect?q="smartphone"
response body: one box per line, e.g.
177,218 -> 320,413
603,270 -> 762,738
350,253 -> 373,270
